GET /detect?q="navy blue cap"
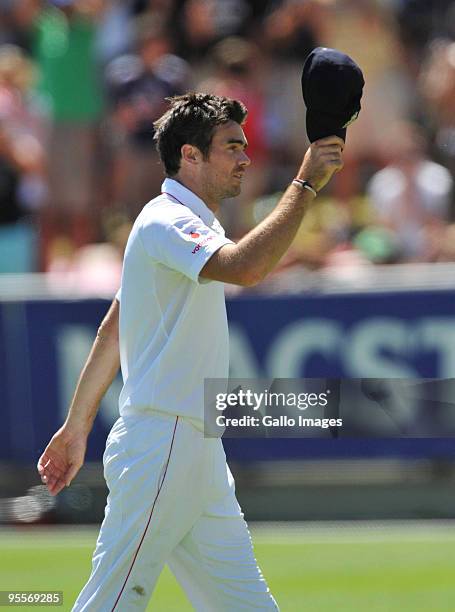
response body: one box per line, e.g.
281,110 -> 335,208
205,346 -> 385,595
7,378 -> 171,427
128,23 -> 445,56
302,47 -> 364,142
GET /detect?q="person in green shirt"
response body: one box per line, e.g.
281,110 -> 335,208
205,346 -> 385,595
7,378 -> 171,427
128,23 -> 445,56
32,0 -> 105,267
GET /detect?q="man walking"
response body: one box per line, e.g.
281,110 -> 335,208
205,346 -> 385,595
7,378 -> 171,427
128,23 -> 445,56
38,92 -> 343,610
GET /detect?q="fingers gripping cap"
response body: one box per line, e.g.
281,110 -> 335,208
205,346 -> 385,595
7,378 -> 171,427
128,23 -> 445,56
302,47 -> 365,143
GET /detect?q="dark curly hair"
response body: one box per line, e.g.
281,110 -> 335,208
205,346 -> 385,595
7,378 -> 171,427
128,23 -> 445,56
153,92 -> 248,176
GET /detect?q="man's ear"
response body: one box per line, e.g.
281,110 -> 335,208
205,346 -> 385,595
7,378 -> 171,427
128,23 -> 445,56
181,144 -> 201,165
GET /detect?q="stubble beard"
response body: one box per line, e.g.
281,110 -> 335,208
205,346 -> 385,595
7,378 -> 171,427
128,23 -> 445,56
224,183 -> 242,199
205,178 -> 242,204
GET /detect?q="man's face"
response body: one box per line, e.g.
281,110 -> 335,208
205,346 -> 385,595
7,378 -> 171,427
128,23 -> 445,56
200,121 -> 250,202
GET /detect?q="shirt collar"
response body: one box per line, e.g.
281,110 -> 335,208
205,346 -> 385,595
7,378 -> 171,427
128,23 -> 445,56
161,178 -> 215,226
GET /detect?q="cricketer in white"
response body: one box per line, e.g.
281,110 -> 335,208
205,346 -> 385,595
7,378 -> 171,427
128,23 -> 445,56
117,177 -> 232,424
37,93 -> 344,611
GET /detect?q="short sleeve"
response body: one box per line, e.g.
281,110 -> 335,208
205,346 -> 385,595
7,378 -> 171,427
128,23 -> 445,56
140,209 -> 233,283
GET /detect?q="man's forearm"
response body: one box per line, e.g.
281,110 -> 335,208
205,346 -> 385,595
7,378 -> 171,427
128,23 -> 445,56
232,140 -> 345,285
200,137 -> 344,286
232,182 -> 313,285
65,299 -> 120,434
201,183 -> 314,287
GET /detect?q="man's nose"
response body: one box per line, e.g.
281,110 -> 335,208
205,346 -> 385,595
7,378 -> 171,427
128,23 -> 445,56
239,151 -> 251,166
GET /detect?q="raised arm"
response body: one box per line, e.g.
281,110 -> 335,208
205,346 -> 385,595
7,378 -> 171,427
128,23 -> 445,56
37,298 -> 120,495
200,136 -> 344,286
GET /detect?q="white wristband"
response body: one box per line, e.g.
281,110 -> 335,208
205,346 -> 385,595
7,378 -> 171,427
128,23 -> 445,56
292,179 -> 317,197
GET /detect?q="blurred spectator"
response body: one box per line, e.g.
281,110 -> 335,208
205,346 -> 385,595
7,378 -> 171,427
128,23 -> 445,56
436,223 -> 455,262
292,193 -> 376,268
0,43 -> 45,272
177,0 -> 263,61
104,15 -> 190,220
95,0 -> 135,65
263,0 -> 330,60
395,0 -> 455,76
133,0 -> 177,22
321,0 -> 414,201
366,121 -> 453,262
0,122 -> 28,222
352,226 -> 400,265
261,0 -> 329,181
198,36 -> 269,234
31,0 -> 106,268
0,43 -> 43,142
419,39 -> 455,201
0,0 -> 41,51
130,0 -> 180,58
47,212 -> 130,293
0,120 -> 38,272
250,190 -> 375,272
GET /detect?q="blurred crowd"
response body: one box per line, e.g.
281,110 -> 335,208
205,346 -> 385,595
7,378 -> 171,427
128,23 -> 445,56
0,0 -> 454,290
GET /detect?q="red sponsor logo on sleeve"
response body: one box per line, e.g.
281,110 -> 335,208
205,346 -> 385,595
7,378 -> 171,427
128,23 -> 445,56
192,235 -> 215,254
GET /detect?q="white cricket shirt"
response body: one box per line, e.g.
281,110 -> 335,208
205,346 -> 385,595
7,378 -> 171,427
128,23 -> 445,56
117,178 -> 233,424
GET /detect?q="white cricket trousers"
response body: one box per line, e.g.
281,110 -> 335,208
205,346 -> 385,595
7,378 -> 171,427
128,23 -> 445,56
72,412 -> 279,611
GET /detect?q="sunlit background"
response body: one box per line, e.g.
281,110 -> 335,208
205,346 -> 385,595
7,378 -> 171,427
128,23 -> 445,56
1,1 -> 455,610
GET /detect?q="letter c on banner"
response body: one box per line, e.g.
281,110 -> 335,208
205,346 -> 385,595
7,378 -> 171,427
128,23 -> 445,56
266,320 -> 341,377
